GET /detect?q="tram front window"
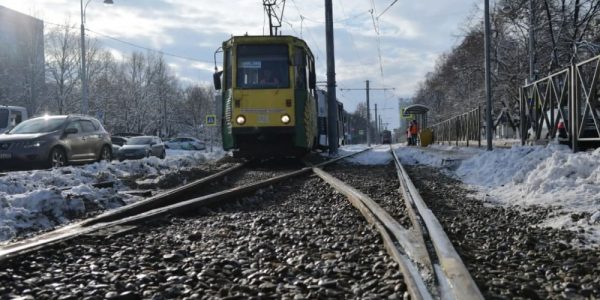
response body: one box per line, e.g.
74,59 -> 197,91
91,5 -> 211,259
236,44 -> 289,89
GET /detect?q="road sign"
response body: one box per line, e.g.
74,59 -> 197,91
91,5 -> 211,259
206,114 -> 217,126
400,108 -> 414,120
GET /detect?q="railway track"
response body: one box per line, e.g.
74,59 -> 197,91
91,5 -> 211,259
0,150 -> 367,263
312,147 -> 482,299
0,147 -> 480,299
2,146 -> 597,299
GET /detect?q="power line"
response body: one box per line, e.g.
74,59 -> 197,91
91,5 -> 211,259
289,0 -> 325,68
295,10 -> 370,24
45,21 -> 213,64
336,0 -> 371,79
377,0 -> 398,19
86,28 -> 213,64
369,9 -> 385,77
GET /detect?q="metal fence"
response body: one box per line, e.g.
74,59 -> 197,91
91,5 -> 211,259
520,68 -> 570,142
431,107 -> 481,147
520,54 -> 600,151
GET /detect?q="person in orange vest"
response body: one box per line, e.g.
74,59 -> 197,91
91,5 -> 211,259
410,120 -> 419,145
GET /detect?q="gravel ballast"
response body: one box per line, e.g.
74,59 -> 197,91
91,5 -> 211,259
0,175 -> 407,299
406,165 -> 600,299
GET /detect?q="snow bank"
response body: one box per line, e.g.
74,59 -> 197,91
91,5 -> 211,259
395,143 -> 600,246
0,149 -> 227,242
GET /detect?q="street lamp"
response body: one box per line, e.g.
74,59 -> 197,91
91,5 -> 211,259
80,0 -> 113,115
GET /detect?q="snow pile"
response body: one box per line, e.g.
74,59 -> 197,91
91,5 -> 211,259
0,149 -> 227,242
396,143 -> 600,246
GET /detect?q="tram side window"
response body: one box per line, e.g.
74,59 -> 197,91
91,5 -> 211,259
309,59 -> 316,90
225,48 -> 232,89
295,47 -> 307,90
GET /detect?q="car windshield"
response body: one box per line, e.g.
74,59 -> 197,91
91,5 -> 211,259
236,44 -> 289,89
8,117 -> 66,134
126,137 -> 153,145
0,109 -> 8,129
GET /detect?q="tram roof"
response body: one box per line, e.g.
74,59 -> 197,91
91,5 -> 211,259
223,35 -> 311,50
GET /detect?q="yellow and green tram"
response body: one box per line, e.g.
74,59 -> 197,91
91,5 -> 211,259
213,35 -> 318,157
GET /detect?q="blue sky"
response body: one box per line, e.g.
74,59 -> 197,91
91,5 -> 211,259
0,0 -> 481,130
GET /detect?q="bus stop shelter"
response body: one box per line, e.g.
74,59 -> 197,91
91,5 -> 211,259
403,104 -> 431,146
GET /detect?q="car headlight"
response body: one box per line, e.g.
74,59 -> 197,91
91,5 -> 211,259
281,114 -> 291,124
23,140 -> 46,149
236,115 -> 246,125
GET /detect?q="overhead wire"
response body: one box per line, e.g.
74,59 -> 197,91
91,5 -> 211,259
334,0 -> 373,106
377,0 -> 398,19
289,0 -> 325,70
44,21 -> 214,64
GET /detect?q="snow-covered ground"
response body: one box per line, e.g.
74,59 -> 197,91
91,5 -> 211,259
0,150 -> 227,242
3,142 -> 599,248
338,143 -> 600,247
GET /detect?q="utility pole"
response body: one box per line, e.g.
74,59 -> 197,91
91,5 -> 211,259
366,80 -> 370,146
325,0 -> 338,155
80,1 -> 88,115
374,103 -> 378,144
341,81 -> 394,147
484,0 -> 493,151
528,0 -> 536,83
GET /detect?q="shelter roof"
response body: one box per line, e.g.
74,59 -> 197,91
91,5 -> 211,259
404,104 -> 430,115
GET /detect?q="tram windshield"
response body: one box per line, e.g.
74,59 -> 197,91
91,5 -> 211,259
236,44 -> 289,89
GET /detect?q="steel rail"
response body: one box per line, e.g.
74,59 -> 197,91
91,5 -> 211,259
391,147 -> 484,300
81,162 -> 247,226
0,149 -> 370,263
313,167 -> 433,300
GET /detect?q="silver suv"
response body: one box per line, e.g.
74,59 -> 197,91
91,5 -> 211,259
0,115 -> 112,169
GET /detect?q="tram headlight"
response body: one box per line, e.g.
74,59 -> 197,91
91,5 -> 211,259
281,114 -> 291,124
236,115 -> 246,125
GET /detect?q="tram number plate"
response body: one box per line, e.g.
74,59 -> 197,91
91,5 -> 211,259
257,114 -> 269,123
0,153 -> 11,159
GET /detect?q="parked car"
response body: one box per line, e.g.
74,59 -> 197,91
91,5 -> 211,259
165,137 -> 206,150
111,136 -> 129,146
0,115 -> 112,169
0,105 -> 28,134
111,136 -> 129,159
117,136 -> 166,161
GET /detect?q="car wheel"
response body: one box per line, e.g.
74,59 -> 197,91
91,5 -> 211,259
159,150 -> 166,159
48,147 -> 67,168
98,145 -> 112,162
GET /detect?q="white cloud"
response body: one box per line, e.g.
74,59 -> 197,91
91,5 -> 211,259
0,0 -> 479,127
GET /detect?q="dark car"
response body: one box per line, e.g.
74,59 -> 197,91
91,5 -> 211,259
0,115 -> 112,169
164,137 -> 206,150
111,136 -> 129,160
117,136 -> 166,161
111,136 -> 129,146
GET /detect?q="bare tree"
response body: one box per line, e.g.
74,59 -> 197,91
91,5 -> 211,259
45,23 -> 80,114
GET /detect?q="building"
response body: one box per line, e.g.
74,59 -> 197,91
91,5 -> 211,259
0,5 -> 45,114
